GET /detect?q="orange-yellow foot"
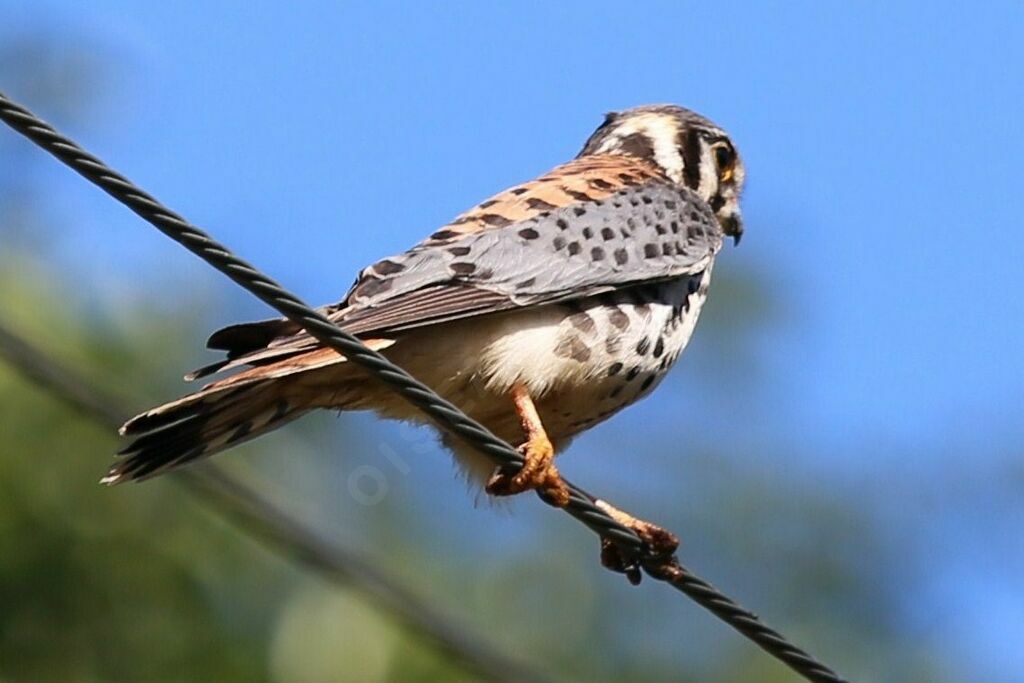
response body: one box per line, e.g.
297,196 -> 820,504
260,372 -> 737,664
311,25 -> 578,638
486,434 -> 571,507
595,500 -> 679,585
485,382 -> 571,507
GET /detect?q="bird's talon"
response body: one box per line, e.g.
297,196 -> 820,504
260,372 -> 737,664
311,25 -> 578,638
484,451 -> 570,507
640,524 -> 680,560
595,500 -> 679,583
484,410 -> 570,507
600,540 -> 643,584
484,466 -> 518,496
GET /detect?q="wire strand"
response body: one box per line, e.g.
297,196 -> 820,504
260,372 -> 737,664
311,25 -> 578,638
0,90 -> 847,683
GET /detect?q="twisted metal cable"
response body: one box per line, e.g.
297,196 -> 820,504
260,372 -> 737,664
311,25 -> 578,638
0,91 -> 641,552
0,90 -> 846,683
0,321 -> 558,683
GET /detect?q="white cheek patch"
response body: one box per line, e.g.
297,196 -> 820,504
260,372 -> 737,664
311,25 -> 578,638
640,115 -> 685,184
697,141 -> 718,199
595,114 -> 684,184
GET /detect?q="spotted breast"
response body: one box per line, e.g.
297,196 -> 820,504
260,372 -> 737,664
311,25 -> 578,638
542,268 -> 713,435
360,266 -> 715,483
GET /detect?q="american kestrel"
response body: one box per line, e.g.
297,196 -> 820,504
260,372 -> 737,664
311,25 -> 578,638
107,104 -> 744,557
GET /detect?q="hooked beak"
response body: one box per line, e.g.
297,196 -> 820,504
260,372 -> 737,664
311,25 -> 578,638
721,213 -> 744,246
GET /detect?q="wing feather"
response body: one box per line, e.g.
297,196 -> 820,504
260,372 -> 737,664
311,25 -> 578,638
190,162 -> 723,380
344,180 -> 722,320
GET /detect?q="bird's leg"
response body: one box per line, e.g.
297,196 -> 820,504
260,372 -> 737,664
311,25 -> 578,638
595,499 -> 679,585
485,383 -> 571,507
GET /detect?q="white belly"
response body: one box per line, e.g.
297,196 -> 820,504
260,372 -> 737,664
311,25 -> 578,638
357,268 -> 714,482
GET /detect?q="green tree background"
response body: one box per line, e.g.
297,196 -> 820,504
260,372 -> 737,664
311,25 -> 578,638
1,39 -> 1005,683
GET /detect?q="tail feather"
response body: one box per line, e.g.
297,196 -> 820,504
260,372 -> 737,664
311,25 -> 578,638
118,384 -> 249,437
105,379 -> 307,484
107,337 -> 396,484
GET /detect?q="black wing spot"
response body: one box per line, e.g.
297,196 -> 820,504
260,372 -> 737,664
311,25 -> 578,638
526,197 -> 557,211
481,213 -> 513,227
614,248 -> 629,265
431,229 -> 460,241
447,246 -> 471,256
607,362 -> 623,376
568,242 -> 582,256
590,247 -> 606,261
573,207 -> 587,217
553,236 -> 567,251
636,337 -> 650,355
518,228 -> 540,240
450,262 -> 476,275
374,259 -> 405,275
556,218 -> 569,230
601,227 -> 615,241
355,277 -> 392,298
644,244 -> 659,258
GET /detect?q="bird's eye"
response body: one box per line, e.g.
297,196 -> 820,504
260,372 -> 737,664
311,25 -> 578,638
712,143 -> 735,183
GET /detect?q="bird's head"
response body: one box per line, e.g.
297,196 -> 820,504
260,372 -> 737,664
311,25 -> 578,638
578,104 -> 745,244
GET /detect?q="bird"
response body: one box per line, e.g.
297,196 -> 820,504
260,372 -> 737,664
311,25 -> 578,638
105,104 -> 745,563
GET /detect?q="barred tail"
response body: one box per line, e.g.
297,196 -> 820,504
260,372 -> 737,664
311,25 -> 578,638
103,379 -> 308,484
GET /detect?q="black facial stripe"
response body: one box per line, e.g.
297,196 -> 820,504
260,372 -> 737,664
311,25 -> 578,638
681,129 -> 703,191
617,133 -> 655,162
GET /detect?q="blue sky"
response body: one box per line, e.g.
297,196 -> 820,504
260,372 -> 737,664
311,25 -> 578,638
9,0 -> 1021,451
4,0 -> 1024,677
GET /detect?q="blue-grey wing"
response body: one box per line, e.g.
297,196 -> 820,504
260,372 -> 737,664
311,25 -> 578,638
338,181 -> 722,334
